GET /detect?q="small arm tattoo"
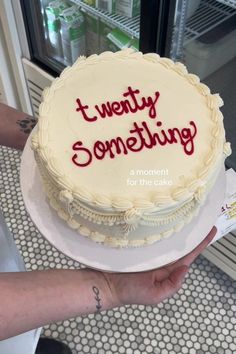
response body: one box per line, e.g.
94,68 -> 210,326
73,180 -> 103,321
16,116 -> 37,134
92,286 -> 102,313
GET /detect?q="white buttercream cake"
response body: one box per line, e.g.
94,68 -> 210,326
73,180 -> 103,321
31,49 -> 231,247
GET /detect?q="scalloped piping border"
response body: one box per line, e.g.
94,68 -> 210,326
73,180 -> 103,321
47,186 -> 199,248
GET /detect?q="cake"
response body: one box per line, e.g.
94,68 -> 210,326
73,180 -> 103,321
31,49 -> 231,247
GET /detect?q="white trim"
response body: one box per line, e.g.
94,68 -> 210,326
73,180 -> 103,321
22,58 -> 55,84
0,0 -> 32,114
22,58 -> 54,117
11,0 -> 31,59
0,19 -> 19,107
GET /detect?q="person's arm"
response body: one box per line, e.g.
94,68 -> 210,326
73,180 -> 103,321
0,227 -> 216,340
0,268 -> 116,340
0,103 -> 36,150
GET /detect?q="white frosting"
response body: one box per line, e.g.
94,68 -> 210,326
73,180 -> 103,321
32,49 -> 230,247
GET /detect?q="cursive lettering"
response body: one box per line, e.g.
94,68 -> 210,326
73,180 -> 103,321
71,120 -> 197,167
76,98 -> 97,122
75,87 -> 160,122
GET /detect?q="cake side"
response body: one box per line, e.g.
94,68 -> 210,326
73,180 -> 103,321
31,145 -> 226,247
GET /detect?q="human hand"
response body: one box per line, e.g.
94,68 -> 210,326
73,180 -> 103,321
104,226 -> 217,307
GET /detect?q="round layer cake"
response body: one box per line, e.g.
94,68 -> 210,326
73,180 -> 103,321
31,49 -> 231,247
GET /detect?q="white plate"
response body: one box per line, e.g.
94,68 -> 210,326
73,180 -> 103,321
20,131 -> 226,273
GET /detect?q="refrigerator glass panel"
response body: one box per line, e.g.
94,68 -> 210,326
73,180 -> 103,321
170,0 -> 236,170
21,0 -> 141,75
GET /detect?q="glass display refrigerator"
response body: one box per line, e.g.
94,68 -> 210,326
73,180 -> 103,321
1,0 -> 235,279
20,0 -> 171,75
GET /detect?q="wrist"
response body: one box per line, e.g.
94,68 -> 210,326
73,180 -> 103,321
100,272 -> 126,308
0,103 -> 35,150
82,269 -> 122,312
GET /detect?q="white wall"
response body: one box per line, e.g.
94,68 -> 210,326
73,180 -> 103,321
0,0 -> 32,114
0,17 -> 20,108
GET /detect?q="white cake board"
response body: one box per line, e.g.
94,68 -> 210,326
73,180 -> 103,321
20,131 -> 226,273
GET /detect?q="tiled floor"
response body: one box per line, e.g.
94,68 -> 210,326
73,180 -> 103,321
0,144 -> 236,354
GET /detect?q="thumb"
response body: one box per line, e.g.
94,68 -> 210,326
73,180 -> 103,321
154,265 -> 188,302
159,265 -> 189,302
169,265 -> 189,286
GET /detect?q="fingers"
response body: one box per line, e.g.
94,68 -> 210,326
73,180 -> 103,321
198,226 -> 217,250
166,226 -> 217,272
169,265 -> 189,286
158,265 -> 189,302
180,226 -> 217,266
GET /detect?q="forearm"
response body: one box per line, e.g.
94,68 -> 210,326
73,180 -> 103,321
0,268 -> 119,340
0,103 -> 36,150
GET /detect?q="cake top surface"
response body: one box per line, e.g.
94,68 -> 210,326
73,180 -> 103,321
34,49 -> 226,210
